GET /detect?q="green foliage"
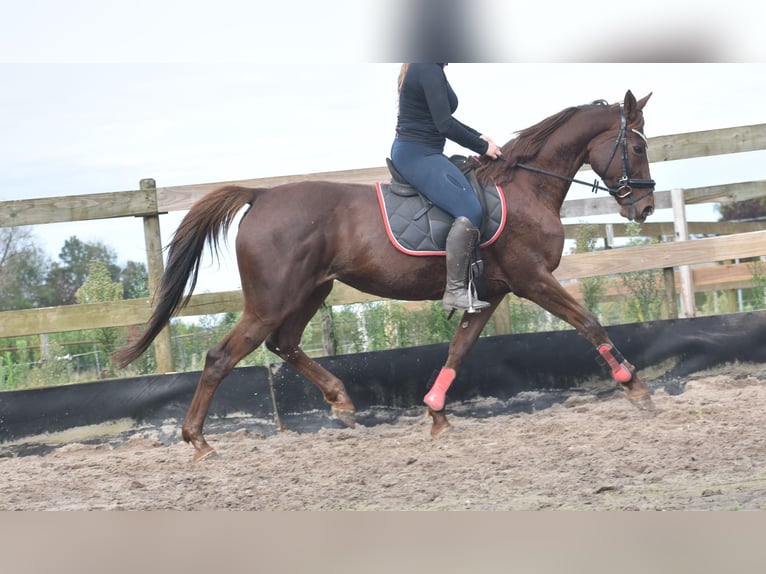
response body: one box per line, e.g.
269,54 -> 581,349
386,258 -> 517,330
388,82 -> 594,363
75,260 -> 124,376
318,303 -> 338,356
169,312 -> 274,372
508,295 -> 567,334
620,271 -> 663,322
326,306 -> 364,354
716,197 -> 766,222
23,341 -> 72,388
7,221 -> 766,385
0,227 -> 53,311
574,222 -> 602,253
0,338 -> 74,389
359,302 -> 394,350
45,237 -> 119,305
422,301 -> 464,344
309,301 -> 459,355
163,300 -> 490,371
76,260 -> 123,304
619,222 -> 663,322
366,301 -> 475,349
574,223 -> 607,315
0,231 -> 149,314
323,302 -> 411,353
742,258 -> 766,310
0,351 -> 19,390
120,261 -> 150,299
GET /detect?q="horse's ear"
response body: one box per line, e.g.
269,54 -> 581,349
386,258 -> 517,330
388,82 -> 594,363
636,92 -> 652,110
624,90 -> 637,115
624,90 -> 652,119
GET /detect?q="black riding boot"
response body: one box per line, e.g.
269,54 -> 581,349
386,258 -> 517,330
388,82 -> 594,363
442,216 -> 490,313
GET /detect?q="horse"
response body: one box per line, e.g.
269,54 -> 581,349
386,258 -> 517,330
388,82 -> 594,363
113,89 -> 656,462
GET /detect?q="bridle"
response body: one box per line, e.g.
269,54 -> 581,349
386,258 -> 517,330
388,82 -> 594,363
515,103 -> 656,207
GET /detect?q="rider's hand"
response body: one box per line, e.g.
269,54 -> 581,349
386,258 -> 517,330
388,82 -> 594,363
481,135 -> 503,160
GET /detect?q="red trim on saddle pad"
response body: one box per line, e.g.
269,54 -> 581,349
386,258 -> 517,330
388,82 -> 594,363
375,182 -> 507,257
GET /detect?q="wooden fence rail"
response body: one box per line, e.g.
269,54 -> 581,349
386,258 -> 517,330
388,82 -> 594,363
2,230 -> 766,339
2,123 -> 765,228
1,123 -> 765,372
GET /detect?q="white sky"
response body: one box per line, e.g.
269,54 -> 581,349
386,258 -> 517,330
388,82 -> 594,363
1,2 -> 765,296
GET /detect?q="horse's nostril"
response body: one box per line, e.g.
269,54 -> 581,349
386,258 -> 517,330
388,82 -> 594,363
643,206 -> 654,219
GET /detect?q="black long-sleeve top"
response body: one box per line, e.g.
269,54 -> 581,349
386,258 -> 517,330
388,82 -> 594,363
395,63 -> 489,155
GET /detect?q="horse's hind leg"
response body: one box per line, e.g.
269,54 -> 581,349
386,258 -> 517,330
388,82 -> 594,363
265,281 -> 357,427
182,313 -> 272,461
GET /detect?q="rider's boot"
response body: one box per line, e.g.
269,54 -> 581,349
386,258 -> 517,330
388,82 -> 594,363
441,216 -> 490,313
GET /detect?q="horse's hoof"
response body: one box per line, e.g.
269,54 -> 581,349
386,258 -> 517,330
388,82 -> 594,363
192,446 -> 218,463
431,421 -> 452,439
427,407 -> 452,438
627,392 -> 655,414
332,407 -> 356,429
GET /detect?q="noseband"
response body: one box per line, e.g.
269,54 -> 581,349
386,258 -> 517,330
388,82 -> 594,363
516,103 -> 656,207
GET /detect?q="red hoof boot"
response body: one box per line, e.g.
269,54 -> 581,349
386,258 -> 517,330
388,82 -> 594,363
597,344 -> 633,384
424,367 -> 456,411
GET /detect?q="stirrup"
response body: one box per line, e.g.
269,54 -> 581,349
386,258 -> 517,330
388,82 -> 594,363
466,273 -> 489,313
466,288 -> 490,314
442,288 -> 489,314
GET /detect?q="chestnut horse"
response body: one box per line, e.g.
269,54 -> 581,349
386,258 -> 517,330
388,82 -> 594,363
114,90 -> 656,461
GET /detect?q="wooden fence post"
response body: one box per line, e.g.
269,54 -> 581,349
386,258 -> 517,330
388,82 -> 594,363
662,267 -> 679,319
493,296 -> 512,335
671,188 -> 696,318
140,178 -> 174,373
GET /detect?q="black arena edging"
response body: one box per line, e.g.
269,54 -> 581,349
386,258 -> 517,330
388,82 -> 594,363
2,311 -> 765,452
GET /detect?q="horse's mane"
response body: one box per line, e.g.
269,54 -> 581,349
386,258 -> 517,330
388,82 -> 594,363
477,99 -> 611,185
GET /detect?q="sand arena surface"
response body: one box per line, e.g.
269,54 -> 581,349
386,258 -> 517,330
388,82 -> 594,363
1,362 -> 765,511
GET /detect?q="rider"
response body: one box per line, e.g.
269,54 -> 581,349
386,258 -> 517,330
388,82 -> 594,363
390,63 -> 503,312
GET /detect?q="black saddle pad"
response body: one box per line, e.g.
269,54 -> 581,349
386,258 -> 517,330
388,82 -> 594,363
375,164 -> 506,256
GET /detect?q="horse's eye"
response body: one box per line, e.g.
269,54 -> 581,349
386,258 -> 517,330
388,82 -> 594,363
633,145 -> 644,155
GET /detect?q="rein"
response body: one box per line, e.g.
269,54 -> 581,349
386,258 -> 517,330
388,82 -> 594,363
515,103 -> 655,207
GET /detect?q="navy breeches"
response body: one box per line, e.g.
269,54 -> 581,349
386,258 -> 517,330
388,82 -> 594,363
390,139 -> 483,228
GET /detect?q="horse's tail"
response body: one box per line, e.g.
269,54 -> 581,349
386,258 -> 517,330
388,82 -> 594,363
112,185 -> 261,368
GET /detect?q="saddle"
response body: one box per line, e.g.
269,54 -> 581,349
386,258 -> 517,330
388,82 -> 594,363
375,156 -> 506,256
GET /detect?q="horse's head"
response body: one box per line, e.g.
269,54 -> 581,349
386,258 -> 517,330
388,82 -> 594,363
587,90 -> 655,223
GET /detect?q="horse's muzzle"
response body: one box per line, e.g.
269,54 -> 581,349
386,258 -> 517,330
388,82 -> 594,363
621,201 -> 654,223
639,204 -> 655,221
630,204 -> 654,223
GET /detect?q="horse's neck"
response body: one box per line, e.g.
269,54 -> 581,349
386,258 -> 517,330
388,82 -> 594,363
532,109 -> 612,205
476,106 -> 614,210
546,109 -> 610,175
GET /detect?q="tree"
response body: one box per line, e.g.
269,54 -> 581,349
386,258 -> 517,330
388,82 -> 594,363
44,237 -> 119,305
574,223 -> 607,316
120,260 -> 150,299
76,259 -> 124,373
717,198 -> 766,222
619,223 -> 663,322
0,227 -> 53,311
76,260 -> 123,304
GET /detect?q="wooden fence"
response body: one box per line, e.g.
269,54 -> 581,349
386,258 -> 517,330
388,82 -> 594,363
2,123 -> 766,372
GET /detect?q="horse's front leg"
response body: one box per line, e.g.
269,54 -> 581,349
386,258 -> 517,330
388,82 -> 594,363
519,273 -> 652,408
426,296 -> 504,437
